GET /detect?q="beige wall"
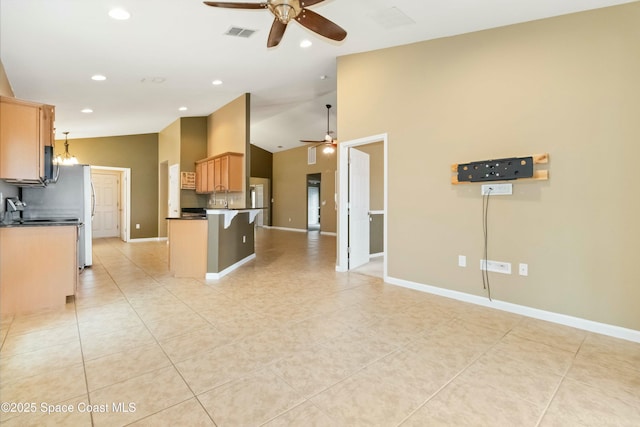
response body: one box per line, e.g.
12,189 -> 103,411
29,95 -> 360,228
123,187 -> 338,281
179,117 -> 208,209
0,61 -> 14,97
158,117 -> 208,234
337,3 -> 640,331
273,145 -> 336,233
60,134 -> 159,239
207,94 -> 250,207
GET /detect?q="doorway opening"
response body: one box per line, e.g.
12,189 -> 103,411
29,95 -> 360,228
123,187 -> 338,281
337,134 -> 388,279
307,173 -> 321,232
91,166 -> 131,242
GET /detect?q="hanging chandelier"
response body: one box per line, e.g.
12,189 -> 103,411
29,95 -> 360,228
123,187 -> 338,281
54,131 -> 78,165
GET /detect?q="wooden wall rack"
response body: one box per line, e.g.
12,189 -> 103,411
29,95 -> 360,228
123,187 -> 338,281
451,153 -> 548,185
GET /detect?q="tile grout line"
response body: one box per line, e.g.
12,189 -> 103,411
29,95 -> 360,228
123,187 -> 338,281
533,332 -> 588,427
82,242 -> 206,425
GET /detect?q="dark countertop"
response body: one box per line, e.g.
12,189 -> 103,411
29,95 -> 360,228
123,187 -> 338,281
166,217 -> 207,220
0,218 -> 81,228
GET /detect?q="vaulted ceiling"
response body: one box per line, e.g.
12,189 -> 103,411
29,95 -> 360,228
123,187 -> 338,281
1,0 -> 632,152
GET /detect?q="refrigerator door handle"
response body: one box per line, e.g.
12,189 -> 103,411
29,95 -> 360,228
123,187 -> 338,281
91,181 -> 96,220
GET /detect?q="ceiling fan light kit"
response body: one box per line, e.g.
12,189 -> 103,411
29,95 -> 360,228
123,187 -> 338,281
300,104 -> 337,152
203,0 -> 347,47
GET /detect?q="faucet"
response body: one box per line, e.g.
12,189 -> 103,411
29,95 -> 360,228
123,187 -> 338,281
212,185 -> 229,208
5,197 -> 26,223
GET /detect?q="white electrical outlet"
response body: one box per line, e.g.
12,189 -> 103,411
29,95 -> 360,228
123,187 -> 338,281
481,183 -> 513,196
480,259 -> 512,274
242,235 -> 246,243
519,263 -> 528,276
135,224 -> 140,229
458,255 -> 467,267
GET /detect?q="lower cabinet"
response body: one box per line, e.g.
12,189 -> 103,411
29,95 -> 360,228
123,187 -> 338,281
167,219 -> 208,277
0,225 -> 78,313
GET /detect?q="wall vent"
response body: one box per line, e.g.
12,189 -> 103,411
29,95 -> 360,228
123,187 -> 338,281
308,147 -> 317,165
225,27 -> 257,38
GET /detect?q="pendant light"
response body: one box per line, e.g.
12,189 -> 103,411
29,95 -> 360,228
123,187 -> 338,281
55,132 -> 78,165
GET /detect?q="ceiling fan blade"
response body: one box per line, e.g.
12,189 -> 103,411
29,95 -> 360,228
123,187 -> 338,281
299,0 -> 326,6
267,18 -> 287,47
300,139 -> 325,144
203,1 -> 267,9
296,8 -> 346,42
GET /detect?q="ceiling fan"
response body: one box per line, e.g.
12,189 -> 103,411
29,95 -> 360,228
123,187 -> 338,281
203,0 -> 347,47
301,104 -> 337,152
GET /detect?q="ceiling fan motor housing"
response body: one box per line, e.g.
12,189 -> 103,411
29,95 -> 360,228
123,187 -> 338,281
268,0 -> 302,24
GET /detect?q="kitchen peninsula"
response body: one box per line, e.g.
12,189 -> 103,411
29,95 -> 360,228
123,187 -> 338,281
167,209 -> 261,279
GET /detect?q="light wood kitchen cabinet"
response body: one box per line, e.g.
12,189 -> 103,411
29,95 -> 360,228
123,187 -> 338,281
194,152 -> 243,193
206,159 -> 215,191
0,225 -> 77,314
196,160 -> 207,193
0,96 -> 55,182
218,153 -> 243,192
167,219 -> 207,277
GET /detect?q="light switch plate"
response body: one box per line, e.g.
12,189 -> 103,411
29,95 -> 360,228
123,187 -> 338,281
458,255 -> 467,267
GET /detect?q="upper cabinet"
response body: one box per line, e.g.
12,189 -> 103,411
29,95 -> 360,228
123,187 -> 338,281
195,152 -> 243,194
0,96 -> 55,183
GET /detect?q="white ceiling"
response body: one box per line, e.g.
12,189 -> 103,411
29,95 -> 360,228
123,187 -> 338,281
1,0 -> 633,153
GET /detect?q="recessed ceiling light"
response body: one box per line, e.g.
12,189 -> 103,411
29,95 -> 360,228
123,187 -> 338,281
300,39 -> 312,48
178,106 -> 188,111
109,8 -> 130,20
277,146 -> 283,149
212,79 -> 223,86
91,74 -> 107,81
81,108 -> 93,114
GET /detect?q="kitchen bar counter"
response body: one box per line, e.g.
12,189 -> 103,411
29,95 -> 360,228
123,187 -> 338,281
167,209 -> 261,279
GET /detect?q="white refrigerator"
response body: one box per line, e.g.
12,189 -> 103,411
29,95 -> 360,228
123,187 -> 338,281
22,164 -> 93,268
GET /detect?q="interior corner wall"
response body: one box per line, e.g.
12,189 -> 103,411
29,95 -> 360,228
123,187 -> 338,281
62,134 -> 159,239
272,146 -> 336,233
337,2 -> 640,331
0,60 -> 14,97
179,117 -> 208,209
207,93 -> 250,207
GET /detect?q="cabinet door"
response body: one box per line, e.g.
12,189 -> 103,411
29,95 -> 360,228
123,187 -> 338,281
206,159 -> 215,192
218,155 -> 229,190
214,157 -> 222,189
227,154 -> 244,191
0,99 -> 40,180
195,162 -> 204,193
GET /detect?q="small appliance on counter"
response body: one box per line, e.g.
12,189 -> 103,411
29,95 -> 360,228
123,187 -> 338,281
21,164 -> 94,268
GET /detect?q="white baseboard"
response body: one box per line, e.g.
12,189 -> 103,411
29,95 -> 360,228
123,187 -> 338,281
385,275 -> 640,344
321,232 -> 337,236
370,252 -> 384,258
129,237 -> 168,243
267,226 -> 307,233
206,254 -> 256,280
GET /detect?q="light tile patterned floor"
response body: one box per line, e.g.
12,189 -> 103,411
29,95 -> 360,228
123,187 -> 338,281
1,228 -> 639,426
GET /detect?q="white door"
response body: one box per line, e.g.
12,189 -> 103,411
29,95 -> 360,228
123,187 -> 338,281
308,186 -> 320,226
349,148 -> 370,269
168,164 -> 180,218
92,171 -> 120,238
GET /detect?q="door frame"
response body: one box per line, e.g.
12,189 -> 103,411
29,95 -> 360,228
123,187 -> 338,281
337,133 -> 388,278
306,173 -> 321,230
90,166 -> 131,242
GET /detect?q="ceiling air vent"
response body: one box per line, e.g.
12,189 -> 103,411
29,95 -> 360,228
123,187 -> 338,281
225,27 -> 257,38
